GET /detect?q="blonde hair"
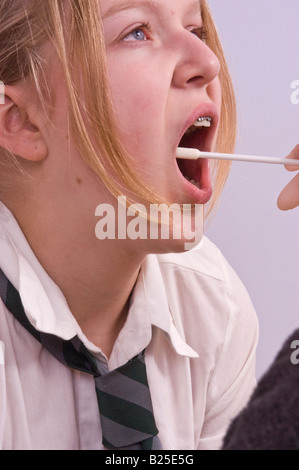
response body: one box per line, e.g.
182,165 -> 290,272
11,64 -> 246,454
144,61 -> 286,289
0,0 -> 236,216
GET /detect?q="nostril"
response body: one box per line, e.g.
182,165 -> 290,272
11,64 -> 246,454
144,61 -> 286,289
186,76 -> 204,86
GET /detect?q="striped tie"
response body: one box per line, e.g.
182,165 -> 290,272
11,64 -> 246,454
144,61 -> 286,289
0,268 -> 162,450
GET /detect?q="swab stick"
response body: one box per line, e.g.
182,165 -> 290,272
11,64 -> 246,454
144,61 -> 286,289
176,147 -> 299,167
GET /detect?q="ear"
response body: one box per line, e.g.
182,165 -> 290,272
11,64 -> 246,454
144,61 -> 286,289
0,84 -> 48,162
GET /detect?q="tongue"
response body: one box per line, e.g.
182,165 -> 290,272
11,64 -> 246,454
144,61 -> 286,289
177,158 -> 202,184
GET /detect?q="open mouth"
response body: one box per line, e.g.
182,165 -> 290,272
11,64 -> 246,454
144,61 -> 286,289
176,116 -> 214,199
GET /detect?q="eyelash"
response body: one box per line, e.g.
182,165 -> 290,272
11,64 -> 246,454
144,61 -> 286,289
191,27 -> 208,43
123,23 -> 151,42
122,24 -> 208,43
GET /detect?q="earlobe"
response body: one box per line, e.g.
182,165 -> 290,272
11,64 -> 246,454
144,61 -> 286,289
0,86 -> 48,162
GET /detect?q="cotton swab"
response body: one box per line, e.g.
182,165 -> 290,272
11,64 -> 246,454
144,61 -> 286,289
176,147 -> 299,167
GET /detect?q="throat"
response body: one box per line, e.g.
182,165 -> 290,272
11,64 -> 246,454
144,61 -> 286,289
79,299 -> 130,358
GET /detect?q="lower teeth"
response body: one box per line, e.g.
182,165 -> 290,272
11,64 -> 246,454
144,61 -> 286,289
185,176 -> 200,189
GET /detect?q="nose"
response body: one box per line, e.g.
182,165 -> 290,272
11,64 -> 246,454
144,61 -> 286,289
171,31 -> 221,88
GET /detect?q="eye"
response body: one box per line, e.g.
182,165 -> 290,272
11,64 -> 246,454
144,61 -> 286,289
123,24 -> 150,42
190,26 -> 208,43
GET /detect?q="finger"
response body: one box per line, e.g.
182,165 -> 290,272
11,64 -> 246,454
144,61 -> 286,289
285,144 -> 299,172
277,172 -> 299,210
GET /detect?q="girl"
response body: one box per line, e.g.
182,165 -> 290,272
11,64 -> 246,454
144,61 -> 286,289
0,0 -> 258,450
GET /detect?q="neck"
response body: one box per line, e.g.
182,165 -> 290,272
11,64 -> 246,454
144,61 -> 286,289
3,184 -> 145,358
60,251 -> 141,358
43,238 -> 143,357
38,232 -> 143,357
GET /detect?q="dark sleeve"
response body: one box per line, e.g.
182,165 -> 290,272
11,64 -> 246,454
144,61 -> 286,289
222,329 -> 299,450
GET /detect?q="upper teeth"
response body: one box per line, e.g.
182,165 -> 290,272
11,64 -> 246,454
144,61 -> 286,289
193,117 -> 212,128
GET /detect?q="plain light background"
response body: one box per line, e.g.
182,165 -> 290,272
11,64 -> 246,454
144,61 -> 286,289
206,0 -> 299,378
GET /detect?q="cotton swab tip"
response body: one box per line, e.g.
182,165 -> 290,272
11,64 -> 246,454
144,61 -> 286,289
176,147 -> 200,160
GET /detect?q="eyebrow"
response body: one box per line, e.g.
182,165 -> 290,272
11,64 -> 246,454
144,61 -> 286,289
102,0 -> 201,20
102,0 -> 156,19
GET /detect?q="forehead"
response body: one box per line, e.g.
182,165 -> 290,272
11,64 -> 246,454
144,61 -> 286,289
100,0 -> 202,18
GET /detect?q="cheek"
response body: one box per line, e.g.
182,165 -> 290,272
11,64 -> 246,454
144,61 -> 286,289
107,56 -> 166,121
107,65 -> 167,154
110,80 -> 162,125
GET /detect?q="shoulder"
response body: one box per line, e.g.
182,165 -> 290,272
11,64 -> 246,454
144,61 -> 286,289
155,237 -> 259,434
156,236 -> 250,291
155,237 -> 258,356
156,236 -> 227,281
156,236 -> 256,320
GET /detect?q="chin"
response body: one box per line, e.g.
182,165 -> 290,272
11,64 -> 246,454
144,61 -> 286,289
148,211 -> 205,253
145,234 -> 203,255
163,237 -> 202,253
147,202 -> 205,253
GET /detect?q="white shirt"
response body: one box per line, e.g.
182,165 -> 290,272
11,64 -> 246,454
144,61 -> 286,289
0,202 -> 258,450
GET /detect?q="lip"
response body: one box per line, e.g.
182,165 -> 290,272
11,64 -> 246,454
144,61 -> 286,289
175,102 -> 219,204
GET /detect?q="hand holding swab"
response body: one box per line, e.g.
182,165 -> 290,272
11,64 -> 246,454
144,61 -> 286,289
176,147 -> 299,167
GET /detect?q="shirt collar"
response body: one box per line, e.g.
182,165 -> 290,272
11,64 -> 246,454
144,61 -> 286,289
118,255 -> 198,359
0,202 -> 198,360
